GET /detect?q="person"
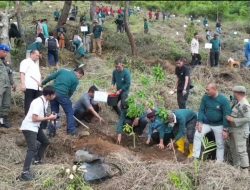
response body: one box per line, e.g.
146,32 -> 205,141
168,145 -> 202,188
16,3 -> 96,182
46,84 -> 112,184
42,19 -> 49,39
72,37 -> 87,61
36,19 -> 43,37
203,17 -> 208,28
73,85 -> 104,123
20,50 -> 42,115
8,23 -> 21,48
193,83 -> 231,162
81,21 -> 91,53
41,67 -> 84,136
146,110 -> 174,149
115,14 -> 124,33
19,85 -> 57,181
116,101 -> 148,144
26,37 -> 43,58
155,10 -> 160,20
111,57 -> 131,116
216,20 -> 222,34
210,33 -> 221,67
144,18 -> 149,34
148,10 -> 153,21
45,32 -> 59,69
205,29 -> 212,41
117,7 -> 123,15
190,32 -> 201,66
0,45 -> 15,128
166,109 -> 197,158
244,39 -> 250,68
174,57 -> 191,109
92,19 -> 103,56
226,86 -> 249,173
53,9 -> 60,21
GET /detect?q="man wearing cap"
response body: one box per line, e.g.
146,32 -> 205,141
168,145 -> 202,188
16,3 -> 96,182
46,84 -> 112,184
146,110 -> 174,149
193,83 -> 231,162
0,44 -> 15,128
20,50 -> 42,115
73,85 -> 104,124
210,33 -> 221,67
166,109 -> 197,158
226,86 -> 250,173
111,56 -> 131,116
92,19 -> 103,55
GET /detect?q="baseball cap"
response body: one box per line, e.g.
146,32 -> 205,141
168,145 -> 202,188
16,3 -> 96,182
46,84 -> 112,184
0,44 -> 10,52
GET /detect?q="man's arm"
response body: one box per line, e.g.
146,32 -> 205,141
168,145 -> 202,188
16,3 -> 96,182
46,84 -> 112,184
121,70 -> 131,92
111,70 -> 116,86
197,96 -> 206,123
222,97 -> 232,128
42,70 -> 60,86
174,117 -> 186,141
69,80 -> 79,97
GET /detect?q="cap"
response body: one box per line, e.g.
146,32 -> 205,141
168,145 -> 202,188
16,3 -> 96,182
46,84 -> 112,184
233,86 -> 246,93
0,44 -> 10,52
147,110 -> 156,119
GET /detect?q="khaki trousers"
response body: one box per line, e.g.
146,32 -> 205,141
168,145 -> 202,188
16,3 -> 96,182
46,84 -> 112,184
92,38 -> 102,55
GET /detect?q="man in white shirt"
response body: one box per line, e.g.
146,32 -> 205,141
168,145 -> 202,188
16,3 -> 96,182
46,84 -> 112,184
20,50 -> 42,115
19,85 -> 57,181
190,32 -> 201,66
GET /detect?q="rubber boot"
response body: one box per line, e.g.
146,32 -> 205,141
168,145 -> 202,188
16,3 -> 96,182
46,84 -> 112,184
176,137 -> 185,154
187,144 -> 193,158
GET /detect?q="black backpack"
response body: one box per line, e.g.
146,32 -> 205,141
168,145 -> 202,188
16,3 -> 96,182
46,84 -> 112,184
48,37 -> 57,51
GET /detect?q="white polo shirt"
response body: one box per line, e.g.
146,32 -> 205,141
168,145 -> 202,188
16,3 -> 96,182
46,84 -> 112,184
191,38 -> 199,54
20,57 -> 41,90
20,96 -> 48,133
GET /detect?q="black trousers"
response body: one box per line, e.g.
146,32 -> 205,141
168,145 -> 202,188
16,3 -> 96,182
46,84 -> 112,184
113,91 -> 128,116
24,89 -> 42,115
22,128 -> 49,172
125,117 -> 148,135
186,117 -> 197,143
151,132 -> 174,145
210,51 -> 220,67
191,53 -> 201,66
177,91 -> 189,109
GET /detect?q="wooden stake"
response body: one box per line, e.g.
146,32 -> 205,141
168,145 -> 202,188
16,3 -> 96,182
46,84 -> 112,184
73,116 -> 89,129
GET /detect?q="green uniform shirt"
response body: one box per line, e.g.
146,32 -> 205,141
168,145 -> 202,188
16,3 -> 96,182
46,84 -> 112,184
27,42 -> 43,51
93,25 -> 103,39
210,38 -> 221,52
173,109 -> 197,141
0,58 -> 14,87
42,69 -> 79,97
198,94 -> 231,128
112,68 -> 131,93
144,21 -> 148,30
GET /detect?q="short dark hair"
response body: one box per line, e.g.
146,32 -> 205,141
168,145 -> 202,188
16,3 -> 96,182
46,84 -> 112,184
49,32 -> 53,36
42,85 -> 55,96
88,85 -> 98,93
194,32 -> 198,36
175,57 -> 187,63
75,67 -> 85,75
115,56 -> 125,65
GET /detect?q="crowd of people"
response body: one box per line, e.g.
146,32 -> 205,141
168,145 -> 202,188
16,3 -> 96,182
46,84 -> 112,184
0,2 -> 249,182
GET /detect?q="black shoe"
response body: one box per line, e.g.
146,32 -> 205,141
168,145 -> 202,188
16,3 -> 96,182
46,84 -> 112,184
20,171 -> 33,181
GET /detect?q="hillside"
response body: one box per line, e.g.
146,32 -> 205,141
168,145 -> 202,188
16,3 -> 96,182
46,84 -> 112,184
0,1 -> 250,190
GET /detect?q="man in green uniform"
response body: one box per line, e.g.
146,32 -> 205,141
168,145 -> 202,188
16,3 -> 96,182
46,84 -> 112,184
226,86 -> 249,173
0,44 -> 16,128
92,19 -> 103,55
111,56 -> 131,116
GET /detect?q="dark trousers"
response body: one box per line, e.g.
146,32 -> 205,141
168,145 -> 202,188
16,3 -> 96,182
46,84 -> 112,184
210,51 -> 220,67
177,91 -> 189,109
50,93 -> 76,134
74,104 -> 100,122
186,117 -> 197,143
151,132 -> 174,145
191,53 -> 201,66
22,128 -> 49,172
24,89 -> 42,115
113,91 -> 128,116
125,117 -> 148,135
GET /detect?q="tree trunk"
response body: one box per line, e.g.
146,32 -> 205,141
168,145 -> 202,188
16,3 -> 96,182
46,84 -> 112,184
124,1 -> 137,56
90,1 -> 96,21
15,1 -> 25,42
0,10 -> 11,62
57,0 -> 72,28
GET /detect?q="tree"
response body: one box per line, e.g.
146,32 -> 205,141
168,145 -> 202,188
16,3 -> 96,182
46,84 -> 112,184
90,1 -> 96,21
124,1 -> 137,56
15,1 -> 25,42
57,0 -> 72,28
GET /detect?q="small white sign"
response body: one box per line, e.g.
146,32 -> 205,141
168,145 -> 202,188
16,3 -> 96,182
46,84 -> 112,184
233,31 -> 237,35
244,39 -> 249,43
80,26 -> 88,32
197,19 -> 201,23
94,91 -> 108,103
183,24 -> 187,28
205,43 -> 212,49
176,32 -> 179,35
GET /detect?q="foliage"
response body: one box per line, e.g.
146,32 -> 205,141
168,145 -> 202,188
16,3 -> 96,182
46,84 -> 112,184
152,65 -> 166,82
168,171 -> 194,190
157,107 -> 169,122
42,178 -> 55,189
184,22 -> 198,44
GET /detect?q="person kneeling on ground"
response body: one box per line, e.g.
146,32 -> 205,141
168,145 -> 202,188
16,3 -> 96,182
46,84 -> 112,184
146,110 -> 174,149
116,101 -> 148,144
73,85 -> 104,124
19,86 -> 57,181
166,109 -> 197,158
